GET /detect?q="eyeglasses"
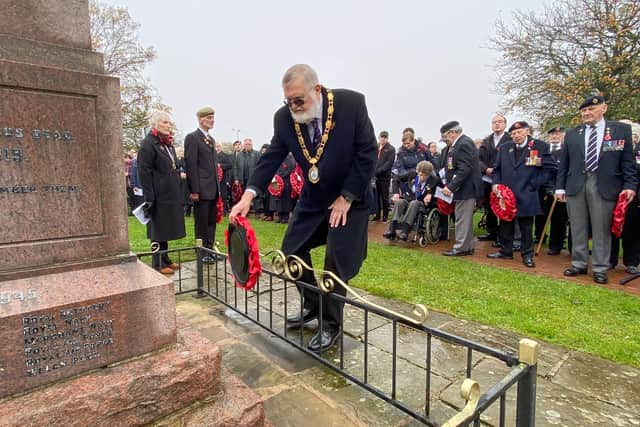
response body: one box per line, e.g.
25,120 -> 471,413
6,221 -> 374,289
283,96 -> 307,108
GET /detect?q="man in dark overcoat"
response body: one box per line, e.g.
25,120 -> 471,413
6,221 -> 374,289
487,121 -> 555,267
184,107 -> 221,262
230,64 -> 377,353
373,130 -> 395,222
544,126 -> 569,255
556,95 -> 637,284
439,121 -> 483,256
478,114 -> 512,242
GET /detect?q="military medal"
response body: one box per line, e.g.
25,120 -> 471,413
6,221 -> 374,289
294,88 -> 335,184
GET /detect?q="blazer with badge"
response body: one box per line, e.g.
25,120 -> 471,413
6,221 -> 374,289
248,87 -> 377,279
556,120 -> 637,201
184,129 -> 220,201
441,134 -> 483,201
494,137 -> 556,217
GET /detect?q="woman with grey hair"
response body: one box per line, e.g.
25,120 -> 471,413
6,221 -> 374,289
137,110 -> 186,274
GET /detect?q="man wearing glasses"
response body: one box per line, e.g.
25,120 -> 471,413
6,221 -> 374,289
230,64 -> 377,353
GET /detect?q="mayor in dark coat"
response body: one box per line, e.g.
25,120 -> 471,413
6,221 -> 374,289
230,64 -> 377,353
137,111 -> 186,274
487,121 -> 556,267
439,121 -> 483,256
556,95 -> 637,284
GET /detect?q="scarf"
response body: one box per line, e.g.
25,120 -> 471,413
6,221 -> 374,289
151,128 -> 174,146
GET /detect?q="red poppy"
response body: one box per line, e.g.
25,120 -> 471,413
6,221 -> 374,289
611,193 -> 631,237
437,198 -> 455,215
490,184 -> 517,221
224,216 -> 262,290
268,175 -> 284,197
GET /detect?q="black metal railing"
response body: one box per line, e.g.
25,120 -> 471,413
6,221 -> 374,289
136,245 -> 538,427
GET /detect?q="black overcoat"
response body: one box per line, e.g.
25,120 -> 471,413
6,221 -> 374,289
248,88 -> 377,280
137,133 -> 186,241
556,121 -> 637,201
184,129 -> 220,201
442,134 -> 483,201
493,138 -> 556,217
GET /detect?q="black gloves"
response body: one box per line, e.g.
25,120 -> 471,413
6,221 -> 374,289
142,201 -> 154,217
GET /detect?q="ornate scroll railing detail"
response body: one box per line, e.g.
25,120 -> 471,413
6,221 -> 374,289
265,250 -> 428,325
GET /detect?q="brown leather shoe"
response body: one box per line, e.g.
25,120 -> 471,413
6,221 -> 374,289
167,262 -> 180,270
159,267 -> 174,275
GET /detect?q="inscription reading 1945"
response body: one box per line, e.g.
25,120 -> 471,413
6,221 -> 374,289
22,301 -> 114,377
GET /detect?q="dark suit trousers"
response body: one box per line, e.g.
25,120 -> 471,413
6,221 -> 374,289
548,201 -> 569,252
499,216 -> 534,258
534,190 -> 550,240
284,204 -> 369,331
610,202 -> 640,267
194,199 -> 217,249
375,178 -> 391,220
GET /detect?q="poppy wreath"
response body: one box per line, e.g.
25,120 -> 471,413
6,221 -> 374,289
224,216 -> 262,290
437,198 -> 455,216
490,184 -> 517,222
611,193 -> 631,238
268,175 -> 284,197
216,196 -> 224,224
217,164 -> 223,182
231,181 -> 243,204
290,165 -> 304,199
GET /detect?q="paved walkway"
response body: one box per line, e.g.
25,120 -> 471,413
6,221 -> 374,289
171,258 -> 640,427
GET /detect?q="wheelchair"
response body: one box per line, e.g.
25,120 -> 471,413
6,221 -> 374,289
412,204 -> 444,247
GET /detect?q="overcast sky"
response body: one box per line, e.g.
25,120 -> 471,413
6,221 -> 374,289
111,0 -> 544,147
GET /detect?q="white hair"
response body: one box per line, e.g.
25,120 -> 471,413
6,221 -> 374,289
282,64 -> 319,90
148,110 -> 172,128
450,125 -> 463,134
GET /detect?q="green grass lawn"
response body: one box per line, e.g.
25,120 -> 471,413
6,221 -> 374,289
128,216 -> 640,368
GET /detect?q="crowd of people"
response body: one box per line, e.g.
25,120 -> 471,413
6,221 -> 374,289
123,63 -> 639,353
375,97 -> 640,285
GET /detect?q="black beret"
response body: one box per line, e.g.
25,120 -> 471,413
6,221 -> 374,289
579,95 -> 605,110
546,126 -> 566,134
379,131 -> 389,138
439,121 -> 459,134
508,121 -> 530,133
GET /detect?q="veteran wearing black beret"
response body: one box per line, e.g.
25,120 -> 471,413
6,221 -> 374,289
439,121 -> 483,256
555,95 -> 637,284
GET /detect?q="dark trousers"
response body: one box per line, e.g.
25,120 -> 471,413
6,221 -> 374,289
499,216 -> 534,258
610,202 -> 640,267
548,201 -> 569,252
375,178 -> 391,220
152,241 -> 170,270
483,183 -> 498,235
194,199 -> 218,249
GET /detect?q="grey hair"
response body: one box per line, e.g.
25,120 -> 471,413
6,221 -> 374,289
282,64 -> 319,90
450,125 -> 463,134
148,110 -> 172,129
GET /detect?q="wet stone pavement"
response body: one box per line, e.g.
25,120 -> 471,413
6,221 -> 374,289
171,261 -> 640,426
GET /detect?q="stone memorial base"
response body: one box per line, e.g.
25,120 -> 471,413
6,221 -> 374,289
0,259 -> 176,399
0,325 -> 268,427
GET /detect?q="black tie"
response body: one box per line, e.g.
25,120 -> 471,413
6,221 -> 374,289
586,125 -> 598,172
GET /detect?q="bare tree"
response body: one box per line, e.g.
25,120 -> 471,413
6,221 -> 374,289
89,1 -> 171,148
490,0 -> 640,129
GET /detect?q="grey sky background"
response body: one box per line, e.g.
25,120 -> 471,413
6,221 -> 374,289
112,0 -> 544,147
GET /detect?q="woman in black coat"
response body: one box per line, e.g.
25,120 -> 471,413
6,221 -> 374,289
137,111 -> 186,274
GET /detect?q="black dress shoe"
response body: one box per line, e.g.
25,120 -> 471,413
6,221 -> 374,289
477,233 -> 496,242
593,272 -> 608,284
563,267 -> 588,277
513,244 -> 521,252
443,249 -> 473,256
625,265 -> 640,274
201,255 -> 216,264
523,257 -> 535,268
308,328 -> 341,353
382,230 -> 396,240
491,241 -> 503,248
398,231 -> 408,241
486,251 -> 513,260
547,249 -> 561,256
286,308 -> 318,328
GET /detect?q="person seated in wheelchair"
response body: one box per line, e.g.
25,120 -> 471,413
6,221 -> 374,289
384,160 -> 439,241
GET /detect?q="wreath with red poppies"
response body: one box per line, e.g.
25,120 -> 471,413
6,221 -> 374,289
224,216 -> 262,290
231,181 -> 243,204
290,165 -> 304,199
268,175 -> 284,197
611,193 -> 631,238
437,198 -> 455,215
216,196 -> 224,224
490,184 -> 517,221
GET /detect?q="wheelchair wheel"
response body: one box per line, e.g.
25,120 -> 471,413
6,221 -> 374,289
418,235 -> 428,247
425,209 -> 441,244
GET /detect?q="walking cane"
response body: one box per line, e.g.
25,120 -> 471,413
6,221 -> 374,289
535,196 -> 557,256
